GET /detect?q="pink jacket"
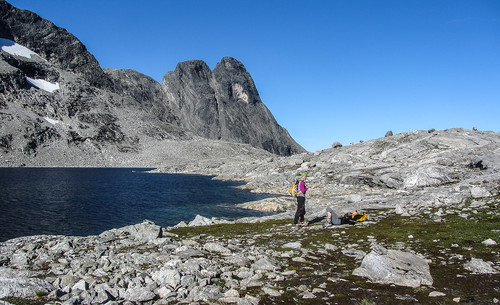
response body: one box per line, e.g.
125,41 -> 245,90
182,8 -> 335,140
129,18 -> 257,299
298,180 -> 308,197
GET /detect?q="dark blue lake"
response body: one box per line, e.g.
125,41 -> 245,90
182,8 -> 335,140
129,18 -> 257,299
0,168 -> 273,242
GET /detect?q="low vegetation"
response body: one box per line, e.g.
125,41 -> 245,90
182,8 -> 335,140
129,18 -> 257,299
168,198 -> 499,304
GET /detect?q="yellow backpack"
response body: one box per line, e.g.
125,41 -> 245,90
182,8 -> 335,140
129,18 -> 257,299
289,180 -> 299,196
352,211 -> 368,222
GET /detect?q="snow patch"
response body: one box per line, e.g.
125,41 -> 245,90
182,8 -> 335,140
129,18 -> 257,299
0,38 -> 37,59
26,77 -> 60,93
44,117 -> 59,125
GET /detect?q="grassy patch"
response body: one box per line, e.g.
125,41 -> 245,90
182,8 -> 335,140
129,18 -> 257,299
204,201 -> 499,304
1,297 -> 50,305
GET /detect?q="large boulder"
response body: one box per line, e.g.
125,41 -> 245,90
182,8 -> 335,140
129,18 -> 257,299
353,245 -> 433,288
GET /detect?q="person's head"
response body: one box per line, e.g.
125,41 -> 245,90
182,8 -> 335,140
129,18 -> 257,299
300,172 -> 307,180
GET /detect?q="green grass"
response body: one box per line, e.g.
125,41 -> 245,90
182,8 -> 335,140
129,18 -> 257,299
3,197 -> 498,305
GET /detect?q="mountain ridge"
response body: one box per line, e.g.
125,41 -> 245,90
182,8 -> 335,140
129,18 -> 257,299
0,0 -> 304,167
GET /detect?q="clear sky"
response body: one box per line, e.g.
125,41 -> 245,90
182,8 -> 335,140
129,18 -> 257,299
8,0 -> 500,152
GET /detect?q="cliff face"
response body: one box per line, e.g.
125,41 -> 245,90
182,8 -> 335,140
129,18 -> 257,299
162,58 -> 305,156
0,0 -> 109,87
0,0 -> 304,166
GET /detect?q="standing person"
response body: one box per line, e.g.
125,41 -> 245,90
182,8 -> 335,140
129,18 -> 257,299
294,173 -> 309,226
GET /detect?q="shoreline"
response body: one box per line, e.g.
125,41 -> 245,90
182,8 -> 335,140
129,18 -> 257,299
1,195 -> 497,304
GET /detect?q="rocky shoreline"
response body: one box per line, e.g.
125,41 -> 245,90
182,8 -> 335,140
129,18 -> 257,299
1,128 -> 499,304
0,200 -> 498,305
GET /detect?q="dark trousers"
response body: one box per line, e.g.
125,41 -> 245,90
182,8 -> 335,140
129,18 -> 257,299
294,196 -> 305,224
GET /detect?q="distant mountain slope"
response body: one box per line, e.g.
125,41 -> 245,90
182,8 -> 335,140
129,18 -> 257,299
0,0 -> 304,167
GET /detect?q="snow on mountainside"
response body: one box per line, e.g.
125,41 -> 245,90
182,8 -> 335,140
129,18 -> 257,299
0,0 -> 303,166
0,38 -> 59,92
25,77 -> 59,93
0,38 -> 38,58
0,0 -> 304,164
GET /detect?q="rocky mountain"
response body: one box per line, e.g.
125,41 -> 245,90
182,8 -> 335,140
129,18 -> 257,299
156,127 -> 500,216
0,0 -> 304,167
162,58 -> 302,156
0,0 -> 109,87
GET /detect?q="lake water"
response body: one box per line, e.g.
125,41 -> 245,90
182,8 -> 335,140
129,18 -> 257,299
0,168 -> 273,242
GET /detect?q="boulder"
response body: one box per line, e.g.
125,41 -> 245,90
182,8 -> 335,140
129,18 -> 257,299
112,220 -> 162,242
251,257 -> 277,271
152,268 -> 181,288
464,258 -> 498,274
189,215 -> 214,227
0,267 -> 54,298
482,238 -> 497,246
353,246 -> 433,288
332,141 -> 343,149
123,287 -> 156,302
470,186 -> 491,198
282,242 -> 302,249
203,242 -> 231,255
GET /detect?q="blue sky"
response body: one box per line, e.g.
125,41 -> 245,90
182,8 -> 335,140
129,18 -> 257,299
8,0 -> 500,152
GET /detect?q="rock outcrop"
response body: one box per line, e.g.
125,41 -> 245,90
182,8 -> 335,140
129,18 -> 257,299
162,57 -> 305,156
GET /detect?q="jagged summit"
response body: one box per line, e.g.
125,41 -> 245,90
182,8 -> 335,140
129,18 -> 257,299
0,1 -> 304,166
162,57 -> 305,156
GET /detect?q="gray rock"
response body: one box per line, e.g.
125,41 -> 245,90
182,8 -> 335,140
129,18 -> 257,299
189,215 -> 214,227
353,247 -> 433,288
403,166 -> 454,189
464,258 -> 497,274
112,220 -> 162,242
282,242 -> 302,249
262,286 -> 282,297
332,141 -> 343,149
72,279 -> 89,291
123,287 -> 156,302
152,268 -> 181,289
251,258 -> 277,271
429,291 -> 446,297
188,285 -> 222,302
0,267 -> 54,298
482,238 -> 497,246
470,186 -> 491,198
204,242 -> 231,255
347,194 -> 363,203
342,249 -> 367,260
325,244 -> 339,251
